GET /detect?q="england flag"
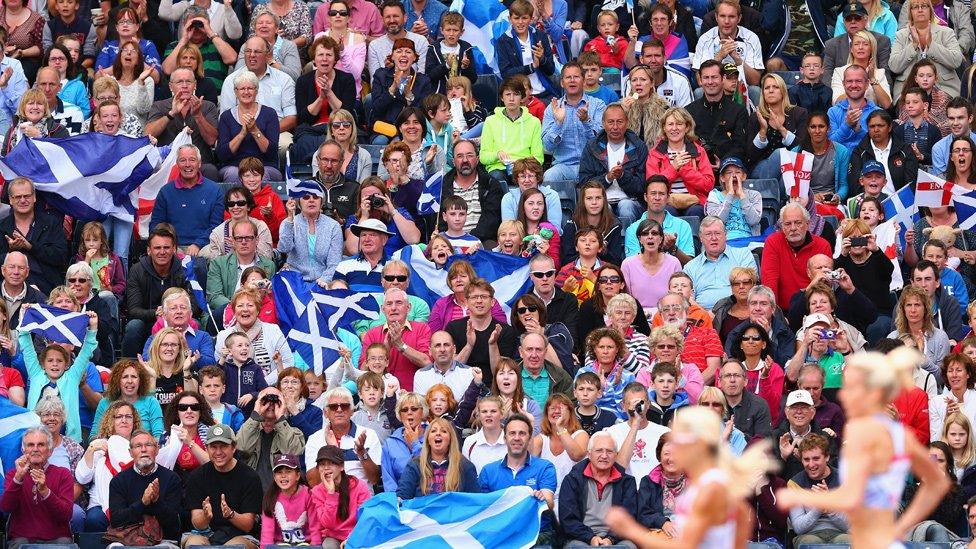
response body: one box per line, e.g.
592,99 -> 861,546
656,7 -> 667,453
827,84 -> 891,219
780,150 -> 813,199
916,171 -> 955,208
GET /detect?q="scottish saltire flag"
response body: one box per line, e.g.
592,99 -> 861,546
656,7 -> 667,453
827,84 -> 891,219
727,227 -> 774,250
0,400 -> 40,496
137,130 -> 194,238
285,151 -> 323,198
394,245 -> 451,306
313,288 -> 380,332
274,270 -> 341,374
347,487 -> 544,549
882,184 -> 917,237
418,171 -> 443,216
447,250 -> 532,314
180,255 -> 210,318
780,150 -> 813,199
18,304 -> 89,346
449,0 -> 508,72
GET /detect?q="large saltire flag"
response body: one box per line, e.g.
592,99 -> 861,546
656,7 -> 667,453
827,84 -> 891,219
346,487 -> 545,549
449,0 -> 508,73
0,399 -> 41,496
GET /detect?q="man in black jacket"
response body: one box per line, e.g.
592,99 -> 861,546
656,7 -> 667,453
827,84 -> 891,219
685,60 -> 748,164
526,253 -> 579,342
0,177 -> 68,295
108,430 -> 182,544
122,223 -> 199,358
558,432 -> 638,547
435,140 -> 505,244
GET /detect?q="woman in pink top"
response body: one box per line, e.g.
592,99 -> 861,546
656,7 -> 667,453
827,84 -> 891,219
428,260 -> 507,331
620,218 -> 682,316
311,445 -> 372,548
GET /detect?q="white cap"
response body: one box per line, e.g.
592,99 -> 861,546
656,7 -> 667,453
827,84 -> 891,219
785,389 -> 814,407
801,313 -> 833,330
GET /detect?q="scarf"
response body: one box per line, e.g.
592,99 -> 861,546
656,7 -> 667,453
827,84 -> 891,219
662,473 -> 687,515
626,95 -> 668,146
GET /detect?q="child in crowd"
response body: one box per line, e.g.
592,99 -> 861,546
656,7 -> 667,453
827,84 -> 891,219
572,371 -> 618,435
646,361 -> 689,426
310,446 -> 371,548
44,0 -> 96,68
578,51 -> 619,105
923,239 -> 969,313
512,73 -> 546,121
305,370 -> 326,405
218,332 -> 268,415
556,227 -> 604,305
516,186 -> 561,266
895,87 -> 943,169
74,221 -> 126,308
425,12 -> 477,95
260,454 -> 316,547
446,76 -> 488,131
787,52 -> 832,114
440,196 -> 480,253
496,0 -> 557,101
584,11 -> 628,72
480,77 -> 544,181
422,93 -> 456,170
352,371 -> 393,442
198,365 -> 245,431
493,220 -> 525,256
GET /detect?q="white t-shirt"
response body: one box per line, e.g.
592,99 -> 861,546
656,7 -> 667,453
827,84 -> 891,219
518,34 -> 545,95
606,141 -> 628,202
462,429 -> 509,473
656,68 -> 694,107
692,26 -> 764,71
304,423 -> 383,487
604,421 -> 671,479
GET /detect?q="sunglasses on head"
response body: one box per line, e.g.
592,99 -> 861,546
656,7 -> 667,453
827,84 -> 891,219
327,402 -> 351,411
226,200 -> 248,208
177,403 -> 202,412
383,275 -> 408,282
597,275 -> 622,284
531,270 -> 556,279
516,305 -> 539,314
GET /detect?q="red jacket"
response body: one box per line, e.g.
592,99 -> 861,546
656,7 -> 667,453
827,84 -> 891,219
526,96 -> 546,122
225,184 -> 286,246
583,35 -> 628,69
893,386 -> 929,445
760,231 -> 833,311
645,139 -> 716,205
745,362 -> 786,428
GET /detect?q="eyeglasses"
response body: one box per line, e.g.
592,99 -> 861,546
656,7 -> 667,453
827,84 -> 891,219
516,306 -> 539,314
400,406 -> 421,413
328,9 -> 349,16
114,414 -> 134,421
95,95 -> 118,102
177,403 -> 202,412
241,49 -> 267,56
331,121 -> 352,129
226,200 -> 248,208
732,279 -> 754,286
639,230 -> 662,237
117,19 -> 136,25
741,335 -> 763,342
469,294 -> 491,301
659,305 -> 684,313
655,343 -> 677,350
700,401 -> 725,409
953,148 -> 973,154
160,342 -> 180,349
233,235 -> 256,242
597,275 -> 622,284
383,275 -> 408,282
721,373 -> 744,380
131,442 -> 157,449
327,402 -> 351,411
531,270 -> 556,279
66,278 -> 89,284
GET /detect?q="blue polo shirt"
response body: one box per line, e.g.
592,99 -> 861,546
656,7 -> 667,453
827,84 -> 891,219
333,253 -> 389,293
623,212 -> 694,258
142,326 -> 217,367
478,454 -> 557,529
683,246 -> 759,310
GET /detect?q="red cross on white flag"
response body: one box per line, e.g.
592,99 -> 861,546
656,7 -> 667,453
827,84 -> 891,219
915,171 -> 955,209
780,150 -> 812,199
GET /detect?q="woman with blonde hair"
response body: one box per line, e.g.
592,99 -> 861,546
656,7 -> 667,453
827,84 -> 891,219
395,416 -> 479,499
834,0 -> 897,41
141,326 -> 198,405
494,219 -> 526,255
748,73 -> 809,179
316,109 -> 372,183
607,406 -> 774,547
644,107 -> 715,217
382,391 -> 429,493
638,324 -> 704,403
171,43 -> 219,103
621,65 -> 670,148
2,89 -> 69,153
890,0 -> 964,97
830,30 -> 892,107
777,347 -> 949,547
888,285 -> 951,383
698,386 -> 748,455
84,76 -> 142,135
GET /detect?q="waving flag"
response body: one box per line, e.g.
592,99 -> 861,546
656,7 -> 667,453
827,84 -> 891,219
394,245 -> 451,306
313,288 -> 380,332
916,171 -> 955,208
448,250 -> 532,314
347,487 -> 544,549
18,304 -> 89,346
0,400 -> 41,496
181,255 -> 211,320
274,271 -> 341,375
780,150 -> 813,199
137,130 -> 194,238
417,171 -> 443,216
449,1 -> 508,72
285,151 -> 323,198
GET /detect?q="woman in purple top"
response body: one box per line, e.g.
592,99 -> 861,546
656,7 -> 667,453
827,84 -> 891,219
428,259 -> 507,331
620,218 -> 682,317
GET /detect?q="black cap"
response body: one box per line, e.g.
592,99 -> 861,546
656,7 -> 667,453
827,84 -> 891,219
843,1 -> 868,17
316,445 -> 344,465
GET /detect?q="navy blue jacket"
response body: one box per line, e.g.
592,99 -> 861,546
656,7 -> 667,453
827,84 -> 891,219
636,472 -> 668,528
395,456 -> 480,499
496,29 -> 558,98
558,460 -> 637,544
578,129 -> 649,202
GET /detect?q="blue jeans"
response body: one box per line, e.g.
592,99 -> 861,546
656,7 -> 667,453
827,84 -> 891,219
102,216 -> 132,268
612,198 -> 642,232
543,162 -> 580,183
750,148 -> 784,180
122,318 -> 148,358
84,505 -> 108,532
70,503 -> 85,533
666,204 -> 705,219
98,290 -> 119,324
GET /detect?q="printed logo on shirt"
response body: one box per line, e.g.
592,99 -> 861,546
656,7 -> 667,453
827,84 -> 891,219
242,370 -> 255,385
525,478 -> 538,487
633,438 -> 647,459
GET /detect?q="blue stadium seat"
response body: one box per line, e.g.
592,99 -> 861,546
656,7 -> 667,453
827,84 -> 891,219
747,543 -> 781,549
680,215 -> 702,255
361,144 -> 385,176
270,180 -> 287,200
601,68 -> 623,94
75,532 -> 106,549
904,544 -> 951,549
544,180 -> 579,216
824,215 -> 839,230
744,178 -> 783,231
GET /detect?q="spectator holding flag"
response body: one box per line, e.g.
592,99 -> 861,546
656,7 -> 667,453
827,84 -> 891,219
278,183 -> 343,286
2,89 -> 70,155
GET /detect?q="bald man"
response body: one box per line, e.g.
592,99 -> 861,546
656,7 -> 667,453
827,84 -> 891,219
360,287 -> 432,391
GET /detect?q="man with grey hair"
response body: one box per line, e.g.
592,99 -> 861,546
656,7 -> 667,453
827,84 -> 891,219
355,259 -> 430,333
683,216 -> 758,309
760,201 -> 832,311
518,331 -> 572,413
232,10 -> 301,80
0,250 -> 43,324
144,66 -> 220,181
141,288 -> 216,366
0,176 -> 68,294
205,218 -> 276,328
149,144 -> 224,256
304,386 -> 382,485
66,261 -> 116,366
361,287 -> 432,391
528,253 -> 579,342
1,426 -> 75,548
658,292 -> 723,384
724,284 -> 796,366
107,430 -> 182,546
219,35 -> 297,156
559,430 -> 637,548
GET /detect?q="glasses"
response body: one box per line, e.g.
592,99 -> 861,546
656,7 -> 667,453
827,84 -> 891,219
741,335 -> 763,342
731,279 -> 754,286
117,19 -> 136,25
160,342 -> 180,349
131,442 -> 157,449
701,401 -> 725,409
400,406 -> 421,413
656,343 -> 677,350
721,373 -> 744,380
328,9 -> 349,16
597,275 -> 622,284
469,293 -> 491,301
953,148 -> 973,154
226,200 -> 248,208
659,305 -> 684,313
66,278 -> 89,284
531,270 -> 556,279
640,230 -> 662,237
590,448 -> 615,455
114,414 -> 134,421
331,121 -> 352,129
327,402 -> 351,411
235,85 -> 257,92
241,49 -> 267,56
95,95 -> 118,102
383,275 -> 408,282
516,306 -> 539,314
233,235 -> 256,242
177,403 -> 202,412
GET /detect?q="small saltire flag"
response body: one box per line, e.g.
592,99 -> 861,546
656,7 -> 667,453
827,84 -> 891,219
18,304 -> 89,346
180,255 -> 211,318
346,487 -> 544,549
393,244 -> 452,307
780,150 -> 813,199
916,170 -> 955,208
0,400 -> 41,496
273,271 -> 342,375
446,250 -> 532,315
417,171 -> 443,216
134,130 -> 194,239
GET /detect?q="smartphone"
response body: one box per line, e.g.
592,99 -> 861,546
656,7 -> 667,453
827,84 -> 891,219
850,236 -> 869,247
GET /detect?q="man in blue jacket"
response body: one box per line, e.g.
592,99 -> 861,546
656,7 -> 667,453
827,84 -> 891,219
827,65 -> 879,151
149,144 -> 224,256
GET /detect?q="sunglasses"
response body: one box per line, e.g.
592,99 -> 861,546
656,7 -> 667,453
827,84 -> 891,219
331,121 -> 352,129
383,275 -> 408,282
701,401 -> 725,409
328,9 -> 349,16
656,343 -> 677,350
639,230 -> 662,237
516,306 -> 539,314
531,270 -> 556,279
226,200 -> 248,208
741,335 -> 763,342
66,277 -> 89,284
327,402 -> 351,411
177,403 -> 202,412
400,406 -> 421,413
597,275 -> 622,284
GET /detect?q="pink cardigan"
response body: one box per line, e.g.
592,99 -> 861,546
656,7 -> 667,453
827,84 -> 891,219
428,295 -> 509,331
310,476 -> 372,543
260,485 -> 317,546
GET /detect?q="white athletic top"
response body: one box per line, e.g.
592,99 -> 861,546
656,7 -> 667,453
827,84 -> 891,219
672,468 -> 737,549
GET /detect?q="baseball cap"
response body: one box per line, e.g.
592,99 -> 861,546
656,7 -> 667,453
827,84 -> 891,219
316,445 -> 345,465
861,160 -> 885,176
722,62 -> 738,75
843,1 -> 868,17
273,454 -> 301,471
801,313 -> 833,330
206,424 -> 234,445
719,156 -> 746,174
786,389 -> 815,407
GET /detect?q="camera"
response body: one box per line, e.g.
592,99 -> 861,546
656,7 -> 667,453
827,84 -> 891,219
826,270 -> 842,282
629,400 -> 645,417
254,279 -> 271,290
605,36 -> 616,46
261,394 -> 280,405
190,20 -> 204,29
368,195 -> 386,209
850,236 -> 869,247
819,329 -> 837,340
